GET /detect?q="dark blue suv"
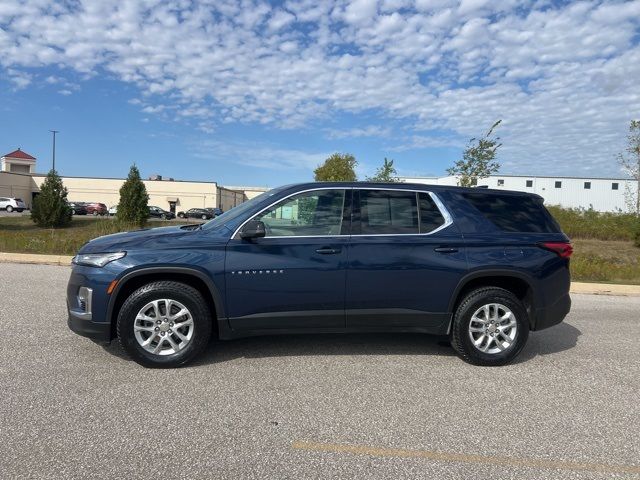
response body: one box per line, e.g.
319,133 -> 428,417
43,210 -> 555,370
67,182 -> 572,367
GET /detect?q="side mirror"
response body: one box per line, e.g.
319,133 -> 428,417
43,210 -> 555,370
240,220 -> 266,240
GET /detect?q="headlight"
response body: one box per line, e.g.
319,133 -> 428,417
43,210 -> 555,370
72,251 -> 126,267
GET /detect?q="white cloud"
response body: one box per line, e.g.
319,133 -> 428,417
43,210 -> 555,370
0,0 -> 639,175
191,139 -> 330,171
326,125 -> 392,139
6,68 -> 31,89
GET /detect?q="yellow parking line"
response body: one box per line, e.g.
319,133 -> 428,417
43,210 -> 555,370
292,440 -> 640,475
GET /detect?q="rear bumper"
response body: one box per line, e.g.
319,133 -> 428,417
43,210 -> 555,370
532,293 -> 571,331
68,310 -> 111,343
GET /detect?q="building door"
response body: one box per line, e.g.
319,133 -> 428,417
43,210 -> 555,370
168,201 -> 176,214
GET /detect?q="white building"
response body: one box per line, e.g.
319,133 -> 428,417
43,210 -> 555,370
400,175 -> 638,212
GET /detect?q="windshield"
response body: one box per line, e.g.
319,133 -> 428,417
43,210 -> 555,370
201,186 -> 285,230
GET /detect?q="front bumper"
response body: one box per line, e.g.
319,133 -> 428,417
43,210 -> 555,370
67,264 -> 119,343
68,310 -> 111,343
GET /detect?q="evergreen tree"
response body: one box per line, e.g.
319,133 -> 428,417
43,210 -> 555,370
31,169 -> 72,228
117,164 -> 149,227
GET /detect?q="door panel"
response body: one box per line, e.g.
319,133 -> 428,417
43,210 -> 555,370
346,190 -> 467,330
225,188 -> 351,331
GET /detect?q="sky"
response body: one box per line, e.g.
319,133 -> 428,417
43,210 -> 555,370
1,0 -> 639,187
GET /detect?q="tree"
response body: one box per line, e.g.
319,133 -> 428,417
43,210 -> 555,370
314,153 -> 357,181
117,164 -> 149,227
447,120 -> 502,187
617,120 -> 640,216
367,157 -> 400,182
31,169 -> 72,228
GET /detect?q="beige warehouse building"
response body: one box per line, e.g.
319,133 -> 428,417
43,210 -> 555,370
0,148 -> 268,213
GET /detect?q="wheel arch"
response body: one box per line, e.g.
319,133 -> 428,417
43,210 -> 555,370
107,267 -> 226,340
448,270 -> 537,329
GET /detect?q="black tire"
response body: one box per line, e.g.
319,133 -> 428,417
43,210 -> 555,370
161,214 -> 167,220
450,287 -> 529,366
201,214 -> 207,220
117,281 -> 212,368
6,205 -> 13,213
178,213 -> 185,218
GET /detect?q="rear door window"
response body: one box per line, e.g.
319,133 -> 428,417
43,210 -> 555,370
359,190 -> 418,234
418,193 -> 446,233
462,192 -> 561,233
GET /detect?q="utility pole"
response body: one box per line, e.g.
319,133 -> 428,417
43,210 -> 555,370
49,130 -> 59,171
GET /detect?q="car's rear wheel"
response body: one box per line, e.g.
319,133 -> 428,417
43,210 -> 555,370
201,214 -> 207,220
450,287 -> 529,366
117,281 -> 212,368
6,205 -> 13,213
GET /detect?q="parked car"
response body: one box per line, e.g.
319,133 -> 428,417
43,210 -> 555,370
0,197 -> 27,213
108,205 -> 117,216
205,207 -> 224,217
177,208 -> 214,220
85,203 -> 108,216
67,182 -> 572,368
148,206 -> 175,220
68,202 -> 88,215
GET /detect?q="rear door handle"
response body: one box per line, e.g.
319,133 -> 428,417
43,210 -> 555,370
434,247 -> 459,253
315,247 -> 341,255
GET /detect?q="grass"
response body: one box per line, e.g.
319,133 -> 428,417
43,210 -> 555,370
1,209 -> 639,284
0,216 -> 195,255
571,239 -> 640,284
546,205 -> 639,242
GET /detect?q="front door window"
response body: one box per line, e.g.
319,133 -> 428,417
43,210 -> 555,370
253,189 -> 346,237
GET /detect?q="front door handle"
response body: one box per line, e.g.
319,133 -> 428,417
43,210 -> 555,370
315,247 -> 341,255
434,247 -> 459,253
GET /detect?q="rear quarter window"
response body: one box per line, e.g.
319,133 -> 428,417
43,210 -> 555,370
462,192 -> 561,233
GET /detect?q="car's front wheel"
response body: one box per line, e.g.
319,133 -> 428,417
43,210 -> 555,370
117,281 -> 212,368
450,287 -> 529,366
6,205 -> 13,213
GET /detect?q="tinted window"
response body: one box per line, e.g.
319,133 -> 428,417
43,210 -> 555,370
462,192 -> 561,233
555,181 -> 562,188
526,180 -> 533,187
584,182 -> 591,189
418,193 -> 446,233
612,182 -> 619,190
360,190 -> 418,234
255,189 -> 345,237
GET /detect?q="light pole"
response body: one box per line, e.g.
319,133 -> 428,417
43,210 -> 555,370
50,130 -> 59,171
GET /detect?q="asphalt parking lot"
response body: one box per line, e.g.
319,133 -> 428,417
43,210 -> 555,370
1,263 -> 639,479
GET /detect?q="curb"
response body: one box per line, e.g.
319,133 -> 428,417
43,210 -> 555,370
570,282 -> 640,296
0,252 -> 74,266
0,252 -> 639,296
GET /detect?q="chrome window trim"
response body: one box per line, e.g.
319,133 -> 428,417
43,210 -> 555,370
231,186 -> 454,240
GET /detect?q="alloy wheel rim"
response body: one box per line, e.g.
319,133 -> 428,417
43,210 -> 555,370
468,303 -> 517,354
134,299 -> 194,356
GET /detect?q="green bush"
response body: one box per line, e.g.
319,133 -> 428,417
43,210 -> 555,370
546,205 -> 638,241
31,169 -> 72,228
635,225 -> 640,248
117,164 -> 149,228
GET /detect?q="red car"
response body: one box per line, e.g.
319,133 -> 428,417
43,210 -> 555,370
85,203 -> 108,216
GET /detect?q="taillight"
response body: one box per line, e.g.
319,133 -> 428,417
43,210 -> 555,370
540,241 -> 573,258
